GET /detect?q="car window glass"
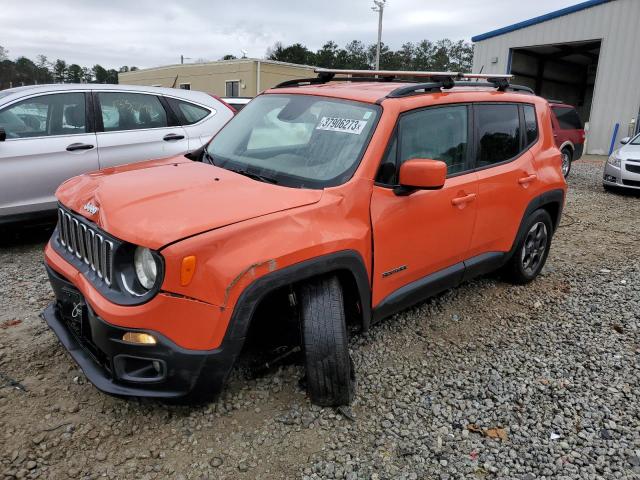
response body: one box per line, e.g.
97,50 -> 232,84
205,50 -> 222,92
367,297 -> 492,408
98,92 -> 168,132
247,106 -> 316,149
553,107 -> 583,130
207,94 -> 379,188
398,105 -> 468,176
523,105 -> 538,147
376,134 -> 398,184
176,101 -> 211,125
0,92 -> 86,139
476,104 -> 521,167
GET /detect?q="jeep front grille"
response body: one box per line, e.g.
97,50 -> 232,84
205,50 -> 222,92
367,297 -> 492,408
57,208 -> 114,285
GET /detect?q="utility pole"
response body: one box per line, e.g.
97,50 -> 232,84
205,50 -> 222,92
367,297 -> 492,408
372,0 -> 386,70
180,55 -> 192,64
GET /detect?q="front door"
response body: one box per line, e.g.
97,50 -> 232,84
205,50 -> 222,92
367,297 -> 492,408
94,91 -> 189,168
371,104 -> 478,308
0,91 -> 99,217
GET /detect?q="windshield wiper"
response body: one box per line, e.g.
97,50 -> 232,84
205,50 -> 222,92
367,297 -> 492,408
229,168 -> 279,185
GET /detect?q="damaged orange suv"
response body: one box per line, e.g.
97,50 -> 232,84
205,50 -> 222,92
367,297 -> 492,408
42,69 -> 566,406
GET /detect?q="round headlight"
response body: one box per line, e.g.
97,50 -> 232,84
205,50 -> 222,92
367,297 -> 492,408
134,247 -> 157,290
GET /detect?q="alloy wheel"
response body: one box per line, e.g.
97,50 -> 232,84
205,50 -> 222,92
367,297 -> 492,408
521,221 -> 548,276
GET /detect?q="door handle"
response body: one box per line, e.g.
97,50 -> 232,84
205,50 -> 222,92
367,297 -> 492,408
451,193 -> 477,207
518,174 -> 537,185
66,143 -> 94,151
163,133 -> 185,141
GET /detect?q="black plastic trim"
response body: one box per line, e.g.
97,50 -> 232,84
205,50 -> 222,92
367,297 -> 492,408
373,263 -> 464,323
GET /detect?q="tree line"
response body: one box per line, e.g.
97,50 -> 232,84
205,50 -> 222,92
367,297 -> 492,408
0,46 -> 138,90
266,39 -> 473,72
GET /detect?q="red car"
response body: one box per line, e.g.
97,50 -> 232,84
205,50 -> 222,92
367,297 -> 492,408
549,102 -> 585,178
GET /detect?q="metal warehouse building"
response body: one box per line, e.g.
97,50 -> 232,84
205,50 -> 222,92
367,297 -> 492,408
118,58 -> 315,99
472,0 -> 640,155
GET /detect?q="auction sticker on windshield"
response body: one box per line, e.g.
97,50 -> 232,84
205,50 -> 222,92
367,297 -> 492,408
316,117 -> 367,134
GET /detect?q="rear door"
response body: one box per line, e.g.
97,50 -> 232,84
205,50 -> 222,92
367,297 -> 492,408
94,91 -> 189,168
0,91 -> 99,217
370,104 -> 478,307
467,103 -> 539,258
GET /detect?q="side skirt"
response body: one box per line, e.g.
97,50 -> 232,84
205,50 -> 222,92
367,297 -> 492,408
372,252 -> 506,323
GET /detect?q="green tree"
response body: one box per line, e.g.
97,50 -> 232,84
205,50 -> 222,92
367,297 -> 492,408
315,41 -> 339,68
92,64 -> 108,83
343,40 -> 369,69
221,54 -> 237,60
267,42 -> 316,65
53,59 -> 67,83
66,64 -> 83,83
106,69 -> 119,84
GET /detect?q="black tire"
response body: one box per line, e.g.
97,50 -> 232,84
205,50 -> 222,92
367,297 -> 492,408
299,275 -> 355,407
503,209 -> 553,285
561,148 -> 572,178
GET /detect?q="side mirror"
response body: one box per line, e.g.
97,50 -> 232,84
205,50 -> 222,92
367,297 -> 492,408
620,137 -> 631,145
0,128 -> 5,142
395,158 -> 447,196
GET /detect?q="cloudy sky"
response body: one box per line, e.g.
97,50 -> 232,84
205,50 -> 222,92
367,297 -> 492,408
2,0 -> 579,69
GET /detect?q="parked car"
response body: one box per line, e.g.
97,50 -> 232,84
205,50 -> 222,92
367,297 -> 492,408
603,133 -> 640,192
42,69 -> 566,406
548,101 -> 585,178
0,84 -> 234,226
221,97 -> 252,111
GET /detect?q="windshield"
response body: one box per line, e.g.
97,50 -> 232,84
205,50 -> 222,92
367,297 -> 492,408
206,94 -> 380,188
631,133 -> 640,145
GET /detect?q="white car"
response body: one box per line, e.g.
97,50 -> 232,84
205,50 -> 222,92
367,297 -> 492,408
221,97 -> 252,111
0,84 -> 234,225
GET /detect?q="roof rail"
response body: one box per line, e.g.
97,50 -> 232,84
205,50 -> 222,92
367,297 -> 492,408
387,81 -> 534,98
273,67 -> 529,96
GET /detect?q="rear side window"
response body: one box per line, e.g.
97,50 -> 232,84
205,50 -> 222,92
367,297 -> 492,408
523,105 -> 538,147
0,92 -> 86,139
98,92 -> 168,132
553,107 -> 583,130
166,98 -> 211,125
475,104 -> 521,167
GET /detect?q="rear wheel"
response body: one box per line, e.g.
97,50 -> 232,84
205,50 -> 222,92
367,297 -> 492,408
561,148 -> 572,178
299,275 -> 355,407
503,209 -> 553,285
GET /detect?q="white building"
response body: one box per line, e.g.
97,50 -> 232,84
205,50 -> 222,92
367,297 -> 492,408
472,0 -> 640,154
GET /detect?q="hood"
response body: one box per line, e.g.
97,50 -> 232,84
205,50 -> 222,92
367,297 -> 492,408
56,157 -> 323,249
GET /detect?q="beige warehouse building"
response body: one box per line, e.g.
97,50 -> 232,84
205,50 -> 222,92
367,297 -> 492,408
118,58 -> 316,98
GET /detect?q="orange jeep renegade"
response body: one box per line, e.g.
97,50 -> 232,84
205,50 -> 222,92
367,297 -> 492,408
42,69 -> 566,406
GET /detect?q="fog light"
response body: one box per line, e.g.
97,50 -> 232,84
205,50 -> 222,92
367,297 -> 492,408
604,174 -> 617,182
122,332 -> 157,345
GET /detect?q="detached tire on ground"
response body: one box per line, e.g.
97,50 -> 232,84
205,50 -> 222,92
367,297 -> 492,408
503,209 -> 554,285
299,275 -> 355,407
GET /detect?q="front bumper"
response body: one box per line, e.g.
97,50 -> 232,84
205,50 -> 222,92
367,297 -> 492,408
603,160 -> 640,190
43,265 -> 236,399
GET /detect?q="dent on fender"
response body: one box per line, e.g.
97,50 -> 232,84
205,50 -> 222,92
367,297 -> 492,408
222,259 -> 278,309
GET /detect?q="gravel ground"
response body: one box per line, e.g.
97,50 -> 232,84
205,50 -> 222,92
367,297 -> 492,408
1,156 -> 639,480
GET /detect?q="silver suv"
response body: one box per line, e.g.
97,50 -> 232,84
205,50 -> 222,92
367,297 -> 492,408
604,133 -> 640,191
0,84 -> 234,225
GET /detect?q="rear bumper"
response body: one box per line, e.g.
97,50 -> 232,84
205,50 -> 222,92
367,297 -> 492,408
574,143 -> 584,161
43,265 -> 236,399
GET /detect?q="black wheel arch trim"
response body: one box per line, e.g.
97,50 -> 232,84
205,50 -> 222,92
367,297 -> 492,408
205,250 -> 372,392
507,188 -> 564,260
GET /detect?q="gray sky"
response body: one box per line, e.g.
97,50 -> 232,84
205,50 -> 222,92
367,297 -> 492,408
1,0 -> 579,69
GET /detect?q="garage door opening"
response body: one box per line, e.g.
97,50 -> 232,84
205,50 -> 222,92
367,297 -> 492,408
509,40 -> 601,124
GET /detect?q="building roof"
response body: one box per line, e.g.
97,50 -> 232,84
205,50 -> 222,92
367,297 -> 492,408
472,0 -> 614,42
119,58 -> 316,75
